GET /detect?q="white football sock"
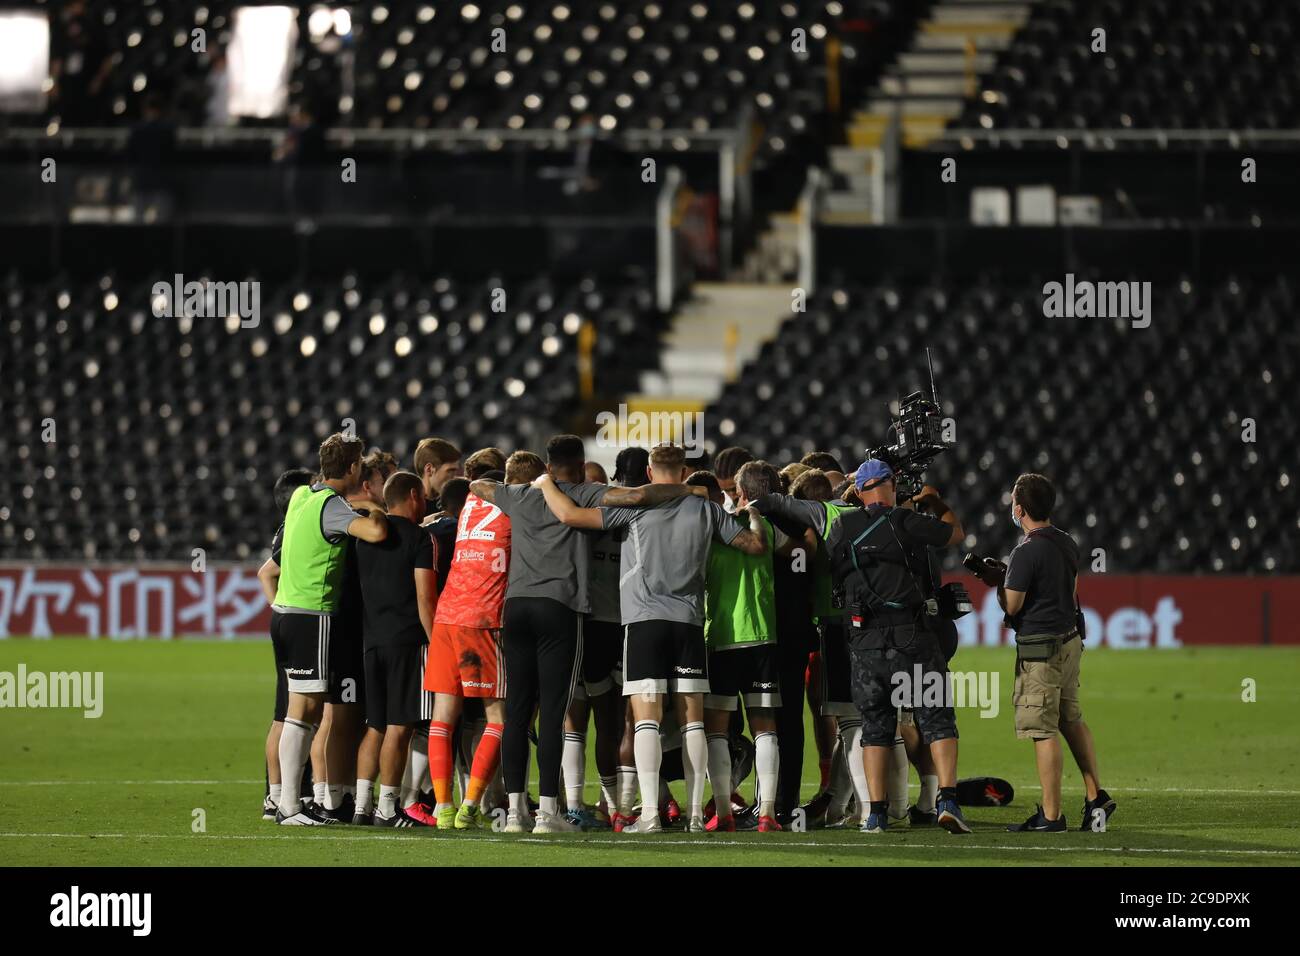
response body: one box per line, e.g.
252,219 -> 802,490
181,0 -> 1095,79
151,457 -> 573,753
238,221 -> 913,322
313,781 -> 328,806
839,720 -> 871,807
888,736 -> 910,819
508,792 -> 528,816
682,721 -> 707,819
402,732 -> 430,806
755,731 -> 779,819
540,795 -> 559,818
378,785 -> 399,818
633,720 -> 661,818
355,779 -> 375,814
599,774 -> 618,813
277,718 -> 314,809
562,732 -> 587,807
617,765 -> 638,816
919,774 -> 939,814
326,784 -> 347,810
268,783 -> 282,806
706,733 -> 733,816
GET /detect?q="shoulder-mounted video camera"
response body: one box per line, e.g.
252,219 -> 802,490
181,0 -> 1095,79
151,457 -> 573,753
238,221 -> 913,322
866,350 -> 955,502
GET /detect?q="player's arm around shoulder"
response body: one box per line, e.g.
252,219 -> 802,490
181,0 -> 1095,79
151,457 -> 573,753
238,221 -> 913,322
599,482 -> 704,508
722,504 -> 768,556
533,474 -> 604,529
347,507 -> 389,543
468,478 -> 498,504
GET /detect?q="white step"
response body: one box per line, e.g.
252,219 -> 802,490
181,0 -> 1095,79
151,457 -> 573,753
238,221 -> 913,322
897,52 -> 997,73
915,32 -> 1013,51
931,5 -> 1032,24
638,282 -> 792,402
865,97 -> 964,117
879,74 -> 972,96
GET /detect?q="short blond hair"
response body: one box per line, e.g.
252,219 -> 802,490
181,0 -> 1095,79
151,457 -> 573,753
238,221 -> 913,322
505,451 -> 546,485
649,443 -> 686,472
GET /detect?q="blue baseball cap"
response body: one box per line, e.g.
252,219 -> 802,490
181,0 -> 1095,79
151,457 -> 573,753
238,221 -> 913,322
853,458 -> 894,490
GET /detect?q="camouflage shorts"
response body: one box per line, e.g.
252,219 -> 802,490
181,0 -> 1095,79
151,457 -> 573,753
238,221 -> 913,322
847,623 -> 958,747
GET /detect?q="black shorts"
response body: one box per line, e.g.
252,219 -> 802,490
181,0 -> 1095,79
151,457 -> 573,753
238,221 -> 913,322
364,643 -> 432,730
329,627 -> 366,707
275,611 -> 365,703
277,611 -> 333,695
622,620 -> 709,696
271,611 -> 290,721
817,616 -> 855,717
579,619 -> 624,698
706,644 -> 782,711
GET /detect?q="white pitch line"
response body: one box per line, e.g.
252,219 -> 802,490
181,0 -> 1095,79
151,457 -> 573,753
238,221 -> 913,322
0,831 -> 1294,858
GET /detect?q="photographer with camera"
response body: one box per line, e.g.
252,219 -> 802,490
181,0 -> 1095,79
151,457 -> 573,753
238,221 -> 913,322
971,473 -> 1115,833
824,459 -> 972,834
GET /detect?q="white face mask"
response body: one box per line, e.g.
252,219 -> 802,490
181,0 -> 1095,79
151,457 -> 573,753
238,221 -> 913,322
1011,504 -> 1023,530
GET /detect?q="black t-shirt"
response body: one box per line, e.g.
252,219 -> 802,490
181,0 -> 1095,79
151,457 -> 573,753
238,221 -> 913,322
338,539 -> 365,637
425,514 -> 456,590
1005,526 -> 1080,637
773,549 -> 816,653
827,504 -> 952,612
355,515 -> 434,649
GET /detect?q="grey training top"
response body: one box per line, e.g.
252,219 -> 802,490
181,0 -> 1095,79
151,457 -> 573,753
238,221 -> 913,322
318,483 -> 363,542
494,481 -> 610,613
601,495 -> 747,627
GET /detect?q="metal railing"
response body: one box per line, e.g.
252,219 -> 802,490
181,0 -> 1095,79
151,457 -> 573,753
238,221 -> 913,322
930,128 -> 1300,148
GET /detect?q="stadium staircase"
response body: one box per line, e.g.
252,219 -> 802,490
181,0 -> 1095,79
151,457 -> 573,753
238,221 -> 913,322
848,0 -> 1036,151
583,283 -> 791,470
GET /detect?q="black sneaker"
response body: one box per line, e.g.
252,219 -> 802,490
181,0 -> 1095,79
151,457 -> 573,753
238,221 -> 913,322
276,800 -> 340,826
1007,805 -> 1066,832
373,806 -> 433,828
798,791 -> 833,829
1080,789 -> 1117,832
908,804 -> 938,826
351,808 -> 374,826
734,805 -> 760,832
322,792 -> 356,824
262,795 -> 278,821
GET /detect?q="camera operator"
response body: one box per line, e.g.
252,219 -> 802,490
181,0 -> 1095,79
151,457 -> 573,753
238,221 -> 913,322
825,459 -> 972,835
976,473 -> 1115,833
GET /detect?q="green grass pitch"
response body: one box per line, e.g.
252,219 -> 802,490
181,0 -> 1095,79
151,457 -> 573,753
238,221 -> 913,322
1,640 -> 1297,867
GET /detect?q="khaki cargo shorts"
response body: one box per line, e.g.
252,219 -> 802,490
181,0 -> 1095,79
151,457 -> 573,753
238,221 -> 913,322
1013,637 -> 1083,739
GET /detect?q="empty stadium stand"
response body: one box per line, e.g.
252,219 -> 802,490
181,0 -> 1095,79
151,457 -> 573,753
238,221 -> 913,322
1,271 -> 662,560
707,272 -> 1298,573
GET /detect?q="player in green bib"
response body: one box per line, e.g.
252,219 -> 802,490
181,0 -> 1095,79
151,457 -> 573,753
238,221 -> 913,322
702,461 -> 797,832
271,432 -> 389,825
751,480 -> 882,829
